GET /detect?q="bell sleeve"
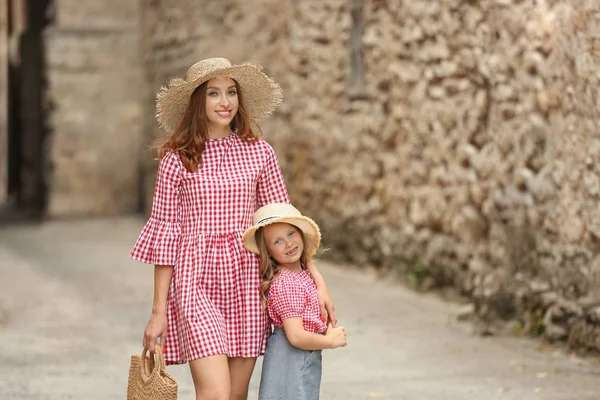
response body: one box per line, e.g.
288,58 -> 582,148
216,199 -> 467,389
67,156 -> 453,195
257,143 -> 290,207
130,152 -> 183,265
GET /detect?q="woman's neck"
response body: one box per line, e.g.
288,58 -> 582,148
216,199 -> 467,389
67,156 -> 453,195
207,124 -> 233,140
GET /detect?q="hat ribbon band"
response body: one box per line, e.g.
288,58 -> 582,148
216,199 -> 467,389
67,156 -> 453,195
257,216 -> 280,225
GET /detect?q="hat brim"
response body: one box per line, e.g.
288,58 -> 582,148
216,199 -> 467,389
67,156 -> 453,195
156,64 -> 283,133
243,216 -> 321,257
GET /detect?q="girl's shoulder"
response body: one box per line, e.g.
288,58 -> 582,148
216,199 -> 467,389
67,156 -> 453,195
271,270 -> 311,292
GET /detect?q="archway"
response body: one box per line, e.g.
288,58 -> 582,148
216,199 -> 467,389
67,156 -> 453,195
1,0 -> 53,222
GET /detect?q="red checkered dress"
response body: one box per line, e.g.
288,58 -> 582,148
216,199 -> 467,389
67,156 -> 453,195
130,135 -> 289,364
267,269 -> 327,334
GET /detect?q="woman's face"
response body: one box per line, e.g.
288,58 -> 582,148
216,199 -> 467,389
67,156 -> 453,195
263,223 -> 304,270
204,77 -> 239,131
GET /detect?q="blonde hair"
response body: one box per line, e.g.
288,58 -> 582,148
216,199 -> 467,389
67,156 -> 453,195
255,225 -> 310,307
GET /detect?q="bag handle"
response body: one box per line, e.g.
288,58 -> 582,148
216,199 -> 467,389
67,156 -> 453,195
154,344 -> 167,372
140,344 -> 166,380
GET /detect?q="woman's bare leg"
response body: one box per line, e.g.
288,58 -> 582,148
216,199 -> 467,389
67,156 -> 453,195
189,354 -> 231,400
228,357 -> 257,400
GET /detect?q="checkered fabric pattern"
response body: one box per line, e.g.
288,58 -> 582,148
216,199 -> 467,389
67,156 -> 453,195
268,269 -> 327,334
130,135 -> 289,365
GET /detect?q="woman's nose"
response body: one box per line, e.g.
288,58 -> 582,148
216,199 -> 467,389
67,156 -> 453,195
219,95 -> 230,106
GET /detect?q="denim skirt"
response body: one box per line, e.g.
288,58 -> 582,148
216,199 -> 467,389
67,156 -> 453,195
259,327 -> 323,400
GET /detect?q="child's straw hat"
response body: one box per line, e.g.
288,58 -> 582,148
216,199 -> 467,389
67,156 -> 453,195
243,203 -> 321,256
156,57 -> 283,133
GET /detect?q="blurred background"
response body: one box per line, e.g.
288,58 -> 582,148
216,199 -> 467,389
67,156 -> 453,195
1,0 -> 600,359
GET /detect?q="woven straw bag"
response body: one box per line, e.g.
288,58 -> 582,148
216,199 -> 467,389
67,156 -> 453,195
127,344 -> 178,399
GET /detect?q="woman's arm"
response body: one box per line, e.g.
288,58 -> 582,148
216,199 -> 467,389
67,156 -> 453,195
306,260 -> 338,327
152,264 -> 173,313
256,143 -> 289,206
282,318 -> 346,351
143,264 -> 174,351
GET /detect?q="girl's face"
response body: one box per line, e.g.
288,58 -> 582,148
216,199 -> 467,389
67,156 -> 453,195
263,223 -> 304,270
205,77 -> 239,131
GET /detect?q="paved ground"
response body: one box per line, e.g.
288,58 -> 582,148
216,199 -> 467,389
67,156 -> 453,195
0,217 -> 598,399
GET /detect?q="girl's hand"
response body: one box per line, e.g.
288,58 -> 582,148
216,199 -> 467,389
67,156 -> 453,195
325,322 -> 346,349
143,311 -> 168,353
317,284 -> 338,328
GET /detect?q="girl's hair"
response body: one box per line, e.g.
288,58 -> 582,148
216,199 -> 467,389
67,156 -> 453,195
255,225 -> 310,307
155,79 -> 259,172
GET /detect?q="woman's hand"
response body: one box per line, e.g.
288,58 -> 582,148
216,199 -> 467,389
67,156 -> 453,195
307,259 -> 339,328
143,311 -> 168,353
317,284 -> 338,328
145,265 -> 173,353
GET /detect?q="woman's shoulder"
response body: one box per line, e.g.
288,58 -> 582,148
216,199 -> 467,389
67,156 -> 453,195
160,150 -> 182,162
238,137 -> 276,154
157,150 -> 184,173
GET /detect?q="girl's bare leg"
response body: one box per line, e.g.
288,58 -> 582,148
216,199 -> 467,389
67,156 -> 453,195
189,354 -> 231,400
228,357 -> 257,400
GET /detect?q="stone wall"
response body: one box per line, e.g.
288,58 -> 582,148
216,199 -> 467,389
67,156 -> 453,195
264,0 -> 600,352
44,1 -> 143,217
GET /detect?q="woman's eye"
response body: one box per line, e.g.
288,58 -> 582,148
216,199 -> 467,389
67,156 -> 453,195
208,92 -> 217,97
228,90 -> 237,96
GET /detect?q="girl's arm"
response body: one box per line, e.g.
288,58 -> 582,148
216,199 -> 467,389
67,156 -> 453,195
282,317 -> 346,351
306,260 -> 338,327
143,264 -> 174,351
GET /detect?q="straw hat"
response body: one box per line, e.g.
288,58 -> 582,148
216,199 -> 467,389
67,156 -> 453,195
156,57 -> 283,133
243,203 -> 321,257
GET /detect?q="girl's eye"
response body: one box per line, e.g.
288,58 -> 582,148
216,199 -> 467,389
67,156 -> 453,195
274,239 -> 281,245
288,231 -> 295,237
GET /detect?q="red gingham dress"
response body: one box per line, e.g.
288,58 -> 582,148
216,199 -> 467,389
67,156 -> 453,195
130,135 -> 289,365
267,269 -> 327,334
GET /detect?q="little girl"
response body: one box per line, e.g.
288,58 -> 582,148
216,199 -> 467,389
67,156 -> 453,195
243,203 -> 347,400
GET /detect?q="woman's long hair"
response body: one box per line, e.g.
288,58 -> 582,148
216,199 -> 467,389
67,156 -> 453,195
155,79 -> 259,172
255,226 -> 309,308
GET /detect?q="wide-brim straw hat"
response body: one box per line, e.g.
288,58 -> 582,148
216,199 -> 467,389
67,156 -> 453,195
243,203 -> 321,257
156,57 -> 283,133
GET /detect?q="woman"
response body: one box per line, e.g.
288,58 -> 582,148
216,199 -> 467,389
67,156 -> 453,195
130,58 -> 337,400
